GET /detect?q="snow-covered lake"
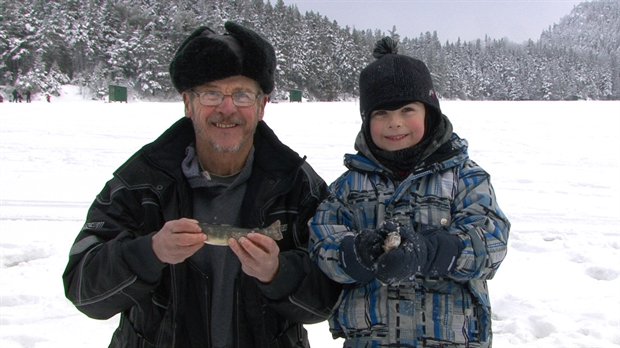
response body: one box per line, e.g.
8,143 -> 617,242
1,89 -> 619,347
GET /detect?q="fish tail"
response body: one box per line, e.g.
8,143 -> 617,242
261,220 -> 283,240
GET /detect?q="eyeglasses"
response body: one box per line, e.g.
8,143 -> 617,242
190,90 -> 262,107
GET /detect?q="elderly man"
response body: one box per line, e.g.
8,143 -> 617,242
63,21 -> 341,348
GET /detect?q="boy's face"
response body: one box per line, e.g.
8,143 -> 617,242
370,102 -> 426,152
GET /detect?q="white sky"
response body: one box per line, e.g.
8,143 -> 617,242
283,0 -> 586,43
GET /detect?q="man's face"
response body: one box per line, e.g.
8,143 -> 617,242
370,102 -> 426,151
184,75 -> 267,154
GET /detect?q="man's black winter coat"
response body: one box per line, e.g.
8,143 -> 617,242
63,118 -> 341,347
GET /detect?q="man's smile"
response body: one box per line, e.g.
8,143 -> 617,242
214,123 -> 238,128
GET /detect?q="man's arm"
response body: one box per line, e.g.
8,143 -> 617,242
249,163 -> 343,324
63,178 -> 177,319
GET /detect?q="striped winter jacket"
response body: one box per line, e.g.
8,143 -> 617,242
309,132 -> 510,347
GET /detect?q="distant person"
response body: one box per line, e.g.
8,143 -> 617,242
12,89 -> 19,103
46,94 -> 51,103
63,21 -> 341,347
25,90 -> 31,103
309,37 -> 511,347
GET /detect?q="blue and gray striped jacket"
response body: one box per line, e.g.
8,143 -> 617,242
309,130 -> 510,347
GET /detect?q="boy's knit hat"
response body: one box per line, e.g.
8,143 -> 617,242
169,21 -> 276,94
359,37 -> 441,121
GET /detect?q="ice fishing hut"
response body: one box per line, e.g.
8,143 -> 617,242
289,89 -> 302,102
108,85 -> 127,103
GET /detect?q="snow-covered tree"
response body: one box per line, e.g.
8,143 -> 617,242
1,0 -> 617,101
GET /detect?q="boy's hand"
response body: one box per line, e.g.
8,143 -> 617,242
375,225 -> 427,284
339,228 -> 386,283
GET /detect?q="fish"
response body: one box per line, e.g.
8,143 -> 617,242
382,231 -> 401,252
198,220 -> 283,246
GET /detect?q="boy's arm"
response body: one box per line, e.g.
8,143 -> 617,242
449,160 -> 511,281
308,176 -> 362,284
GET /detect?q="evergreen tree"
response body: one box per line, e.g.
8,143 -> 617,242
1,0 -> 617,101
1,0 -> 40,86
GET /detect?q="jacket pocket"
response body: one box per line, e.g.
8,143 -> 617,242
334,281 -> 388,332
418,279 -> 482,344
410,169 -> 456,228
266,324 -> 309,348
121,284 -> 173,347
109,314 -> 157,348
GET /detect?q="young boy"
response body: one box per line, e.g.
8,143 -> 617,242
309,37 -> 510,347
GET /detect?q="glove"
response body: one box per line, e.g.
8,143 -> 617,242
375,224 -> 464,284
375,224 -> 427,284
339,228 -> 386,283
418,227 -> 463,277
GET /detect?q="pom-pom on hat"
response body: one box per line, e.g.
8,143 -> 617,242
169,21 -> 276,94
359,37 -> 441,120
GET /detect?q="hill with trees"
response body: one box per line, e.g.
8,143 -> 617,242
1,0 -> 618,101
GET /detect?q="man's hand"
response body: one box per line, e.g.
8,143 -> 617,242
152,218 -> 206,264
228,232 -> 280,284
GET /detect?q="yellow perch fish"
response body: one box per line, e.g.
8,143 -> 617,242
198,220 -> 283,246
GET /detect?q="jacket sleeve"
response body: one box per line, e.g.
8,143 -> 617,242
449,159 -> 510,281
308,173 -> 362,284
309,161 -> 511,285
256,163 -> 343,324
62,177 -> 167,320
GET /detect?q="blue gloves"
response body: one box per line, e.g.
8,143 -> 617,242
340,221 -> 463,284
418,227 -> 463,277
339,228 -> 386,283
375,223 -> 427,284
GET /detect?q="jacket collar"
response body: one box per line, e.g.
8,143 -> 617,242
141,118 -> 304,178
345,132 -> 469,177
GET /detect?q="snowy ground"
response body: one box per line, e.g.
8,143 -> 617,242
1,88 -> 619,347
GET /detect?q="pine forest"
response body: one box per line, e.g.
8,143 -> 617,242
1,0 -> 619,101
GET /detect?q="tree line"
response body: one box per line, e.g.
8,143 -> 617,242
1,0 -> 618,101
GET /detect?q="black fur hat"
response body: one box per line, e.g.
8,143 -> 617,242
169,21 -> 276,94
359,37 -> 441,121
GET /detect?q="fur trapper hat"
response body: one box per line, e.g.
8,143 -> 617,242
169,21 -> 276,94
359,37 -> 441,120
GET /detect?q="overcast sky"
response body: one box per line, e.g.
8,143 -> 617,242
283,0 -> 586,43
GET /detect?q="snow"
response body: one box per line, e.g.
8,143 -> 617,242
1,86 -> 619,347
